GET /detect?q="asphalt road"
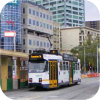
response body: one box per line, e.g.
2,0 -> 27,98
3,77 -> 100,100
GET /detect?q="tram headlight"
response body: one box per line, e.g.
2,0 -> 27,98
39,78 -> 42,82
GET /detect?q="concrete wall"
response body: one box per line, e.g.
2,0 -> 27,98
61,28 -> 80,53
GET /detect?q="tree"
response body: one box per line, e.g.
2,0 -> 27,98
71,34 -> 99,72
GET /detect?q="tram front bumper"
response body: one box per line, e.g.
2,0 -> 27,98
28,83 -> 49,89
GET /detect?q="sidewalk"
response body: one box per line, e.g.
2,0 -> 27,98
2,86 -> 32,93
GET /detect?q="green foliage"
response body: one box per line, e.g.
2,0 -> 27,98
71,34 -> 100,72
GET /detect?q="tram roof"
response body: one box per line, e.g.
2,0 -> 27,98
29,53 -> 62,61
43,54 -> 63,60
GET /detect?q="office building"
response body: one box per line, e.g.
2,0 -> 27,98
0,0 -> 22,51
22,1 -> 53,54
31,0 -> 85,27
61,26 -> 100,54
86,20 -> 100,30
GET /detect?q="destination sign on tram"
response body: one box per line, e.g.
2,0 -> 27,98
29,54 -> 43,61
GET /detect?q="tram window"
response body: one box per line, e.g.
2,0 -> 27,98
29,61 -> 48,73
66,62 -> 68,70
73,63 -> 75,70
60,62 -> 63,70
77,63 -> 78,70
77,63 -> 79,70
63,62 -> 67,70
43,61 -> 48,72
75,63 -> 77,70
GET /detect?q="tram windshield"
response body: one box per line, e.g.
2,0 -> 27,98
28,61 -> 48,73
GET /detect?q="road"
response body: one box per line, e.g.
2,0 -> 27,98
3,77 -> 100,100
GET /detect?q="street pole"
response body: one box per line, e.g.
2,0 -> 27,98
84,47 -> 86,74
97,45 -> 98,74
14,36 -> 17,77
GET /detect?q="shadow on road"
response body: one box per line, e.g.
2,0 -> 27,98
28,83 -> 81,92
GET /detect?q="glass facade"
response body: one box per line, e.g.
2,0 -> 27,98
32,0 -> 85,27
0,0 -> 22,51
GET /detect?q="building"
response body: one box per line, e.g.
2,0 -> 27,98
86,20 -> 100,30
22,1 -> 53,54
53,22 -> 61,51
61,26 -> 100,54
0,0 -> 22,51
31,0 -> 85,27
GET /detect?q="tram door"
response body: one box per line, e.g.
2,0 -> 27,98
49,61 -> 58,88
69,62 -> 73,84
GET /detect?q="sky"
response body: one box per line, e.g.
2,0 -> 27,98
85,0 -> 100,21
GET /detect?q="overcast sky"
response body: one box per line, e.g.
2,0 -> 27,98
85,0 -> 100,21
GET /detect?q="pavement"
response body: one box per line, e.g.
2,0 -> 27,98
2,77 -> 100,100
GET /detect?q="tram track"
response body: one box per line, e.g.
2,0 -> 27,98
69,85 -> 99,100
38,79 -> 99,100
28,78 -> 100,99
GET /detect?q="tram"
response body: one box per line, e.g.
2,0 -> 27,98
28,50 -> 81,89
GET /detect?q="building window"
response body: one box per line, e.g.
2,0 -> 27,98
33,10 -> 35,15
50,16 -> 52,20
47,43 -> 49,47
33,40 -> 35,45
33,20 -> 35,25
47,15 -> 49,20
37,21 -> 39,26
23,18 -> 25,24
79,42 -> 82,46
36,11 -> 39,16
47,24 -> 49,29
23,50 -> 25,53
43,23 -> 45,28
50,25 -> 52,30
40,12 -> 42,18
43,13 -> 45,18
40,42 -> 42,47
40,22 -> 42,27
29,19 -> 31,24
44,42 -> 46,47
29,9 -> 31,14
23,39 -> 25,45
79,36 -> 82,41
23,8 -> 25,13
37,41 -> 39,46
29,39 -> 32,45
